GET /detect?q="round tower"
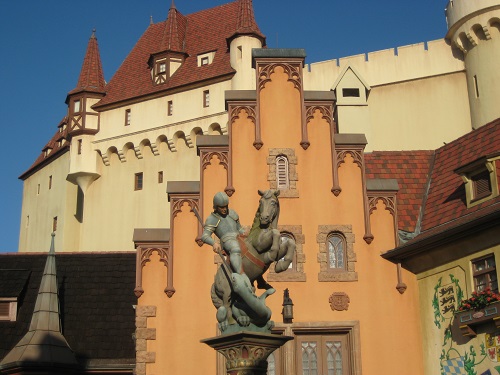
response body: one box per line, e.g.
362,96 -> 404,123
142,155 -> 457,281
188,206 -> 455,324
446,0 -> 500,129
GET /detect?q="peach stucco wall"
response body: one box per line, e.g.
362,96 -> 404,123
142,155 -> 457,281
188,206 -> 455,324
139,63 -> 424,375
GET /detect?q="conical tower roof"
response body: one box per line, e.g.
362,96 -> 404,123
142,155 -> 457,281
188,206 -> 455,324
68,29 -> 106,96
158,0 -> 187,53
228,0 -> 265,45
0,234 -> 78,372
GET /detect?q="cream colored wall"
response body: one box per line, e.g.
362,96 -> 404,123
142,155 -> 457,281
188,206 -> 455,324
418,244 -> 500,375
305,39 -> 472,151
229,36 -> 262,90
18,153 -> 80,252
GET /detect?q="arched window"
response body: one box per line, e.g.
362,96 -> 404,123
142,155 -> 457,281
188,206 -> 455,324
276,155 -> 289,189
327,233 -> 346,270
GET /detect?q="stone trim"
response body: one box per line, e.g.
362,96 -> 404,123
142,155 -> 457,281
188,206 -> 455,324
317,225 -> 357,282
267,225 -> 306,282
135,305 -> 157,375
267,148 -> 299,198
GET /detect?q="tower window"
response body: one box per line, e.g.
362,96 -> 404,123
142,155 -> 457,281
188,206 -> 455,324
49,176 -> 52,190
37,184 -> 40,195
125,109 -> 131,126
168,101 -> 173,116
203,90 -> 210,108
74,99 -> 81,113
77,139 -> 82,155
135,172 -> 143,191
52,216 -> 58,232
158,171 -> 163,183
473,75 -> 479,98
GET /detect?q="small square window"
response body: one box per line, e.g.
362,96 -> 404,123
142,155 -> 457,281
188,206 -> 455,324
342,88 -> 360,98
0,300 -> 17,322
74,99 -> 81,113
125,109 -> 131,126
158,171 -> 163,183
473,255 -> 497,293
168,101 -> 173,116
203,90 -> 210,108
471,169 -> 492,201
135,172 -> 143,191
159,62 -> 166,73
201,56 -> 209,66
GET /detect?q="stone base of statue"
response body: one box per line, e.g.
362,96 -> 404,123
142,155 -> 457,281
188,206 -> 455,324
201,331 -> 292,375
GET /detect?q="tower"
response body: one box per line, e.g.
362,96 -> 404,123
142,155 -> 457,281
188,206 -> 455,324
446,0 -> 500,128
228,0 -> 266,90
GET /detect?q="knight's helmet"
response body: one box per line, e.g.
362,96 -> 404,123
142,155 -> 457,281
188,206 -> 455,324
213,192 -> 230,208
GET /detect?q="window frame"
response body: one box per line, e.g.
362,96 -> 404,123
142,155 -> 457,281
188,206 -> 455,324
472,254 -> 498,293
168,101 -> 173,116
276,155 -> 290,190
135,172 -> 144,191
125,109 -> 131,126
203,90 -> 210,108
327,233 -> 347,272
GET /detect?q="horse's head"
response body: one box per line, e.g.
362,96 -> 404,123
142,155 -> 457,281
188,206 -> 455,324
257,189 -> 280,228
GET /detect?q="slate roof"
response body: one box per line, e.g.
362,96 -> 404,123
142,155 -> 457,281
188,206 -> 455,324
0,252 -> 136,368
95,0 -> 264,108
365,150 -> 434,233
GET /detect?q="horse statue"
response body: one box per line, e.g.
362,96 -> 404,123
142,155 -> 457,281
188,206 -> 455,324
210,189 -> 296,333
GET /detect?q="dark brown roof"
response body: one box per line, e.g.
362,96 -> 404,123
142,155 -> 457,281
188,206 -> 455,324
0,252 -> 136,366
365,150 -> 434,233
95,0 -> 259,108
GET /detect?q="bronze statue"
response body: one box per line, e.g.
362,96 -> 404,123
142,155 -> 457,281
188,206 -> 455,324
204,190 -> 296,334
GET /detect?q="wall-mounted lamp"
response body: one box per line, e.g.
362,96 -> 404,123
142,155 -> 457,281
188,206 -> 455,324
282,288 -> 294,323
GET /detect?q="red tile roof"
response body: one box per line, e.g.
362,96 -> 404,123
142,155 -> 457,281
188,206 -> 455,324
419,118 -> 500,235
365,150 -> 434,233
95,0 -> 264,108
68,30 -> 106,96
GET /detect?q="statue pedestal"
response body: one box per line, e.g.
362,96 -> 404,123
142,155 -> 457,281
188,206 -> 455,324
202,331 -> 292,375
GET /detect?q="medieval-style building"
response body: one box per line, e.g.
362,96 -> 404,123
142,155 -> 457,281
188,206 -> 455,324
1,0 -> 499,374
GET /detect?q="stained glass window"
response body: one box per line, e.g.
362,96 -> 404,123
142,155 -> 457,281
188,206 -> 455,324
328,234 -> 345,270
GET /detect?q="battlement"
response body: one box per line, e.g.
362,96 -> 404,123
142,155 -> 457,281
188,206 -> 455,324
446,0 -> 500,34
305,39 -> 464,90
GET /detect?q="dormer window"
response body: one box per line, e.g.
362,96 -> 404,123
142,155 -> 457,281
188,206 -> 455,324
159,62 -> 166,73
0,299 -> 18,322
455,155 -> 499,207
197,51 -> 215,67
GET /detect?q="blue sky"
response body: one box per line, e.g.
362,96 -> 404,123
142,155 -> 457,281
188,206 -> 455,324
0,0 -> 448,252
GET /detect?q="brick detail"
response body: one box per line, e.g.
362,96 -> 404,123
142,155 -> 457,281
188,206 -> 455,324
135,305 -> 157,374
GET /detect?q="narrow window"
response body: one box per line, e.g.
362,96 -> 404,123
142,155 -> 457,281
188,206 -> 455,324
203,90 -> 210,108
237,45 -> 243,60
49,176 -> 52,190
201,56 -> 209,66
342,88 -> 360,97
77,139 -> 82,155
37,184 -> 40,195
168,101 -> 173,116
158,171 -> 163,183
473,255 -> 498,292
473,75 -> 479,98
276,155 -> 289,189
26,215 -> 29,228
327,233 -> 346,270
125,109 -> 131,126
471,169 -> 492,200
135,172 -> 143,191
52,216 -> 58,232
74,99 -> 81,113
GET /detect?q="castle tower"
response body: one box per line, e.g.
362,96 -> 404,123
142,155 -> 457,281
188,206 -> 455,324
446,0 -> 500,129
227,0 -> 266,90
66,29 -> 106,192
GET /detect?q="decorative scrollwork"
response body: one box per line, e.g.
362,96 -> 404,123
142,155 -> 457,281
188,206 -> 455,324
368,196 -> 396,216
171,198 -> 200,220
201,151 -> 229,172
336,150 -> 363,169
258,63 -> 302,92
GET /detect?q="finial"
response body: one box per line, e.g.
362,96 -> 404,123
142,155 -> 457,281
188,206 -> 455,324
150,15 -> 153,25
170,0 -> 176,9
91,28 -> 96,39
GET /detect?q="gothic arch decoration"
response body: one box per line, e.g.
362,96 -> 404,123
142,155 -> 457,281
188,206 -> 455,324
170,198 -> 200,221
134,246 -> 173,298
368,196 -> 396,216
257,63 -> 302,92
332,137 -> 373,244
229,104 -> 261,150
200,151 -> 229,173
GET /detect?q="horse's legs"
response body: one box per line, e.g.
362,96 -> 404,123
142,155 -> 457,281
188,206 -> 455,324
264,229 -> 281,263
274,238 -> 296,273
